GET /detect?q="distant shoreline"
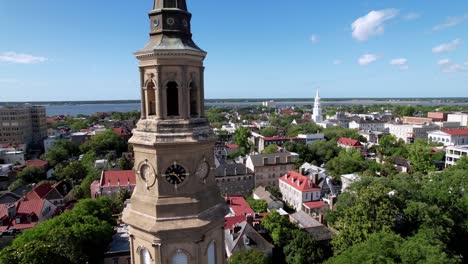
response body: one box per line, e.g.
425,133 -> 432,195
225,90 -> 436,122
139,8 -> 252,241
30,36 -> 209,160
1,97 -> 468,106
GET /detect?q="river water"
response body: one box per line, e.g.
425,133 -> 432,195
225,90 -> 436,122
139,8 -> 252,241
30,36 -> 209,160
44,100 -> 468,116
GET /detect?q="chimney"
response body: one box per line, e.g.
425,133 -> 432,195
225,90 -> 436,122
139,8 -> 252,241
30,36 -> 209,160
312,173 -> 319,185
246,214 -> 254,225
329,196 -> 336,210
234,167 -> 238,176
319,214 -> 324,224
7,204 -> 16,218
224,168 -> 227,177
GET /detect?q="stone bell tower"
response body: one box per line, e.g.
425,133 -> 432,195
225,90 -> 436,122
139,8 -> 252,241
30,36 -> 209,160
122,1 -> 228,264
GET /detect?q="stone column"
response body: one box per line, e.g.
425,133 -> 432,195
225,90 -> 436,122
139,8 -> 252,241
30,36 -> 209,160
139,68 -> 146,119
156,66 -> 163,119
199,67 -> 206,117
181,66 -> 189,119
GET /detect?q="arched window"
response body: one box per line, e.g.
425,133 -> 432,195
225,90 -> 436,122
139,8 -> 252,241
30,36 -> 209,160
208,242 -> 216,264
141,248 -> 151,264
164,0 -> 177,8
167,81 -> 179,117
147,81 -> 156,116
189,82 -> 199,117
172,250 -> 188,264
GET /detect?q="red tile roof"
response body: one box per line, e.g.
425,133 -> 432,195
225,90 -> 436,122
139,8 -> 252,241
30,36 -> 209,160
442,129 -> 468,136
225,196 -> 255,217
0,198 -> 45,231
225,215 -> 246,230
337,137 -> 362,147
100,170 -> 136,187
25,160 -> 49,168
226,144 -> 239,149
279,171 -> 320,192
303,201 -> 327,209
17,199 -> 44,217
113,128 -> 131,136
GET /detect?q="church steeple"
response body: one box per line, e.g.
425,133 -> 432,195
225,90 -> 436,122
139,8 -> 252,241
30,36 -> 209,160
148,0 -> 192,38
153,0 -> 188,11
123,1 -> 228,264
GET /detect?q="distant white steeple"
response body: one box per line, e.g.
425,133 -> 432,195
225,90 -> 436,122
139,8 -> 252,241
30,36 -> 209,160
312,89 -> 323,123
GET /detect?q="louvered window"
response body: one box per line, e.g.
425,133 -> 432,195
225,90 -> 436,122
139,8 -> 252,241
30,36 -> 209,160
172,250 -> 188,264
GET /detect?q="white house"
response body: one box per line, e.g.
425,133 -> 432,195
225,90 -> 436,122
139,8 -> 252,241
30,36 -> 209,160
349,119 -> 386,132
428,129 -> 468,146
386,123 -> 439,143
341,173 -> 361,193
279,171 -> 321,211
447,113 -> 468,127
445,145 -> 468,167
297,134 -> 325,145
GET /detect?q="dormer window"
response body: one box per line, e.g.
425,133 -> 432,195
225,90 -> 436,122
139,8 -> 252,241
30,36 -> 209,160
15,217 -> 21,224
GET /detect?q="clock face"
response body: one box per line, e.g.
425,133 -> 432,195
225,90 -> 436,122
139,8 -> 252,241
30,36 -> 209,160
153,18 -> 160,28
167,17 -> 175,26
164,164 -> 188,185
139,163 -> 156,188
195,161 -> 209,181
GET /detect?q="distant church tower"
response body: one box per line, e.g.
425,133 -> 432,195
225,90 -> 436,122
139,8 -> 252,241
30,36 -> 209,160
122,1 -> 228,264
312,89 -> 323,123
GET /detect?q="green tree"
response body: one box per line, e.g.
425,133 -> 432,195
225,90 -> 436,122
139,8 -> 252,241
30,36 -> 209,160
42,140 -> 79,167
261,211 -> 295,247
79,130 -> 126,156
325,149 -> 368,178
262,144 -> 279,154
326,232 -> 403,264
16,167 -> 46,184
70,121 -> 88,131
284,229 -> 325,264
246,197 -> 268,213
54,161 -> 88,185
286,123 -> 322,137
118,156 -> 134,170
0,198 -> 115,264
229,249 -> 271,264
407,139 -> 436,174
233,127 -> 253,155
330,179 -> 400,254
259,126 -> 278,137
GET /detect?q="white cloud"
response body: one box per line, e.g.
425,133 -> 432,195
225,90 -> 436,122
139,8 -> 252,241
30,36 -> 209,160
310,35 -> 319,44
432,39 -> 462,54
403,12 -> 421,21
358,54 -> 378,65
390,58 -> 409,70
399,65 -> 409,71
0,78 -> 19,84
390,58 -> 408,65
351,9 -> 399,41
437,59 -> 468,73
333,59 -> 343,65
437,59 -> 451,66
0,52 -> 48,64
433,13 -> 468,31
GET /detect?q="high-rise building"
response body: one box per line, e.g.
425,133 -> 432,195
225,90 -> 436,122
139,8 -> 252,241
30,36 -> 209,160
0,104 -> 47,146
122,1 -> 228,264
312,89 -> 323,123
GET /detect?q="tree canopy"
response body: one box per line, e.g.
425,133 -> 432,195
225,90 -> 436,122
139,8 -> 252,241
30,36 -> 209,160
0,198 -> 115,264
229,249 -> 271,264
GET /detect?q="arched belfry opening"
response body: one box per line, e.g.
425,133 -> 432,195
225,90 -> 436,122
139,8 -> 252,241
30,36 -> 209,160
164,0 -> 177,8
189,82 -> 199,117
166,81 -> 179,117
146,81 -> 156,116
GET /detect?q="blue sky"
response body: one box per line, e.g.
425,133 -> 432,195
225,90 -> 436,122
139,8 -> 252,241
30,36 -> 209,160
0,0 -> 467,101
